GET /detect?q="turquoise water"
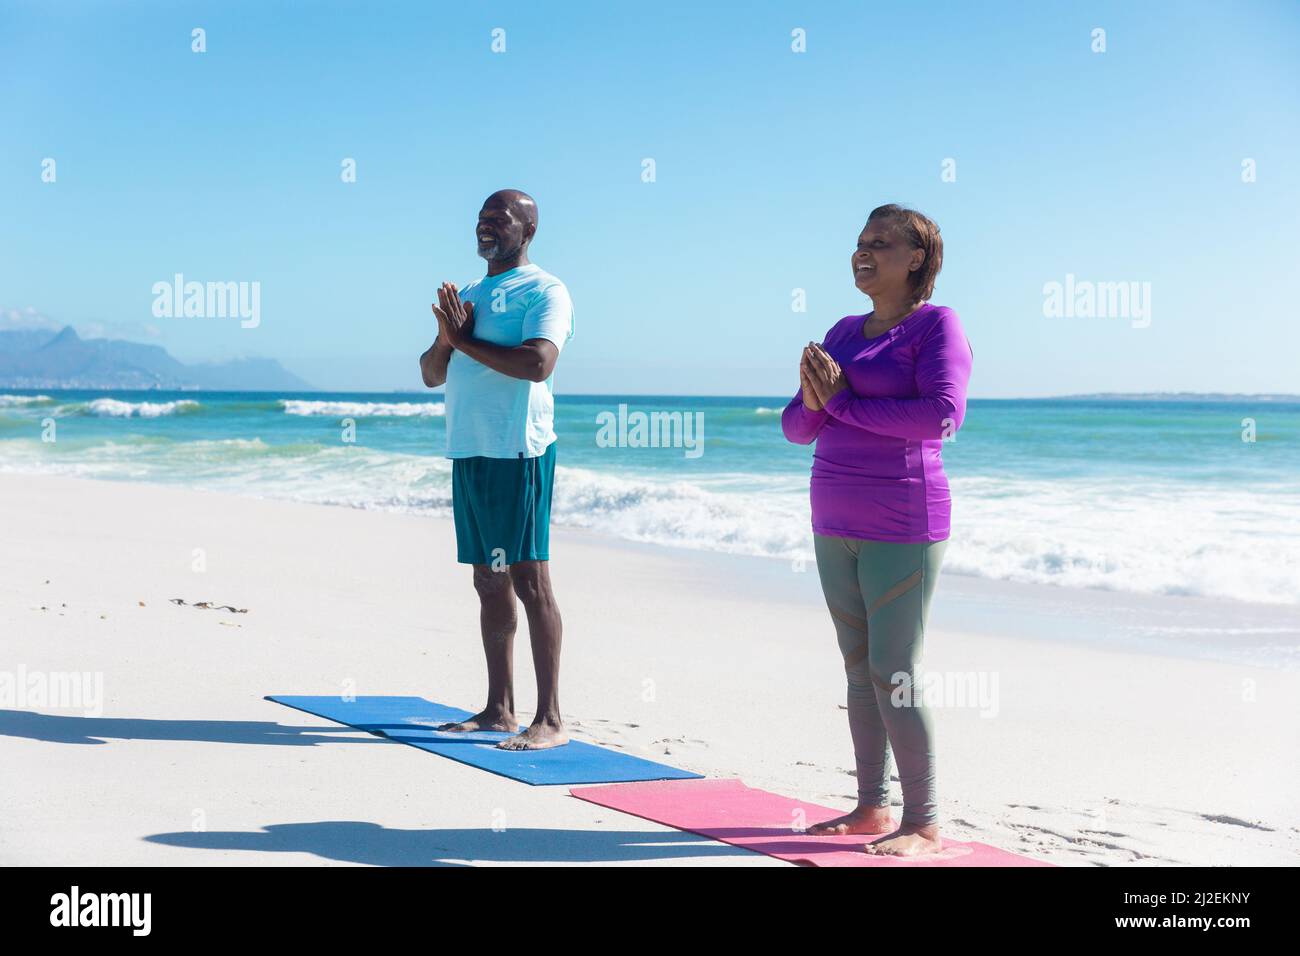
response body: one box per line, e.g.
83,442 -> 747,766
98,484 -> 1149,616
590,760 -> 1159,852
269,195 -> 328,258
2,390 -> 1298,605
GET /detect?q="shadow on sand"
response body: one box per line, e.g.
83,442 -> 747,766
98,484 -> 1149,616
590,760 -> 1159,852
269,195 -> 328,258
145,820 -> 758,866
0,708 -> 381,747
4,709 -> 764,866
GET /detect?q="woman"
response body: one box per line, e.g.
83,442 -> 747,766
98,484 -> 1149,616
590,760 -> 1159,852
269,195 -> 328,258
782,204 -> 973,857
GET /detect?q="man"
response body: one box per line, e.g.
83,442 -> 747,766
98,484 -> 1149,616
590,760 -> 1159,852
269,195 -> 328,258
419,189 -> 574,751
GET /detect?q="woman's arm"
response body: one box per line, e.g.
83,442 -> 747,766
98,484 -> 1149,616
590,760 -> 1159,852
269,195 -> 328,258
781,388 -> 829,444
783,325 -> 848,444
821,311 -> 973,440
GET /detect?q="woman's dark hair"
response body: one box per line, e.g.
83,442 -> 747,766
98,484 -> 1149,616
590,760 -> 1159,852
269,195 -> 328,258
866,204 -> 943,301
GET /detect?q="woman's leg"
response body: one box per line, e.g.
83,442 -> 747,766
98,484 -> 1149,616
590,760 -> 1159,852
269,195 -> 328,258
854,538 -> 948,852
808,533 -> 895,835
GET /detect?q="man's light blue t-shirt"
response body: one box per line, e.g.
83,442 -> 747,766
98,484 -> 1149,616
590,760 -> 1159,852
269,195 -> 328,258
444,263 -> 574,459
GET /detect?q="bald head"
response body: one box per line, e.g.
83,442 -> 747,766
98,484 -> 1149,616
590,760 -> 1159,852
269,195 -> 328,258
485,189 -> 537,228
476,189 -> 538,271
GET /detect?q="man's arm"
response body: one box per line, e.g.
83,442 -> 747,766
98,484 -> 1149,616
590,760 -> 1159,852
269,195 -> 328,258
419,336 -> 453,388
452,336 -> 559,383
433,281 -> 566,383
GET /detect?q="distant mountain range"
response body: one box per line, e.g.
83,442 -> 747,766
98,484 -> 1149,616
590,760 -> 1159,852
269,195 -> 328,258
0,326 -> 312,391
1055,392 -> 1300,402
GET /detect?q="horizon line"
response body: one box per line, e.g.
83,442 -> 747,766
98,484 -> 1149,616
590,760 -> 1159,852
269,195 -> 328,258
2,386 -> 1299,403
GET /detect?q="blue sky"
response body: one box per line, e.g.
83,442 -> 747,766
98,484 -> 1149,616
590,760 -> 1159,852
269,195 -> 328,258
2,0 -> 1297,396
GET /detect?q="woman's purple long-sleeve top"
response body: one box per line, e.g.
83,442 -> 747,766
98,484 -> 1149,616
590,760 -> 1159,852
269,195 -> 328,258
782,304 -> 973,542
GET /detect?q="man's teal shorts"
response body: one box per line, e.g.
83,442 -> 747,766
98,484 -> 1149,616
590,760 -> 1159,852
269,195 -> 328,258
451,440 -> 556,566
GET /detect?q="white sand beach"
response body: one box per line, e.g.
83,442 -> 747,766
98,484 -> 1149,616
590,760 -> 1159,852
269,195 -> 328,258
2,473 -> 1297,867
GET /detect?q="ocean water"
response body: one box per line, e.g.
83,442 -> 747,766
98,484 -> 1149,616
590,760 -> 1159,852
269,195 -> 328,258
1,390 -> 1297,607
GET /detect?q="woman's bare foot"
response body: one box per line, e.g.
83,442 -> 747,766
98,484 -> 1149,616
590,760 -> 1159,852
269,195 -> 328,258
864,822 -> 943,856
437,706 -> 516,734
807,804 -> 895,835
497,715 -> 568,751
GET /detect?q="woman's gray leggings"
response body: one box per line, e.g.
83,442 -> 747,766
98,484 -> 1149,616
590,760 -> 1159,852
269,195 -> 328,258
813,533 -> 948,828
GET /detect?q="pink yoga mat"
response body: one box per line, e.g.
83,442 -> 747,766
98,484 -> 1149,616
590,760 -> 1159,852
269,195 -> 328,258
571,778 -> 1053,867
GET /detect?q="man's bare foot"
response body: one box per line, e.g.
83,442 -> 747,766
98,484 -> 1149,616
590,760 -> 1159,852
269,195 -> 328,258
437,707 -> 517,734
864,823 -> 943,856
807,805 -> 895,835
497,717 -> 568,751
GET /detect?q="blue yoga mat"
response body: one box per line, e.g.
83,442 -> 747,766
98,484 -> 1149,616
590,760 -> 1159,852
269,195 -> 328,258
267,695 -> 702,786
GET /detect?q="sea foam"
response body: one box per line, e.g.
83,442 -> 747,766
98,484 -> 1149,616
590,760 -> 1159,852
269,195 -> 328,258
84,399 -> 200,418
280,400 -> 445,417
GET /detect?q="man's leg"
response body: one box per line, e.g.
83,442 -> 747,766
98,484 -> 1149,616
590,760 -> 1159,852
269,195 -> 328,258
438,563 -> 519,733
497,559 -> 567,750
